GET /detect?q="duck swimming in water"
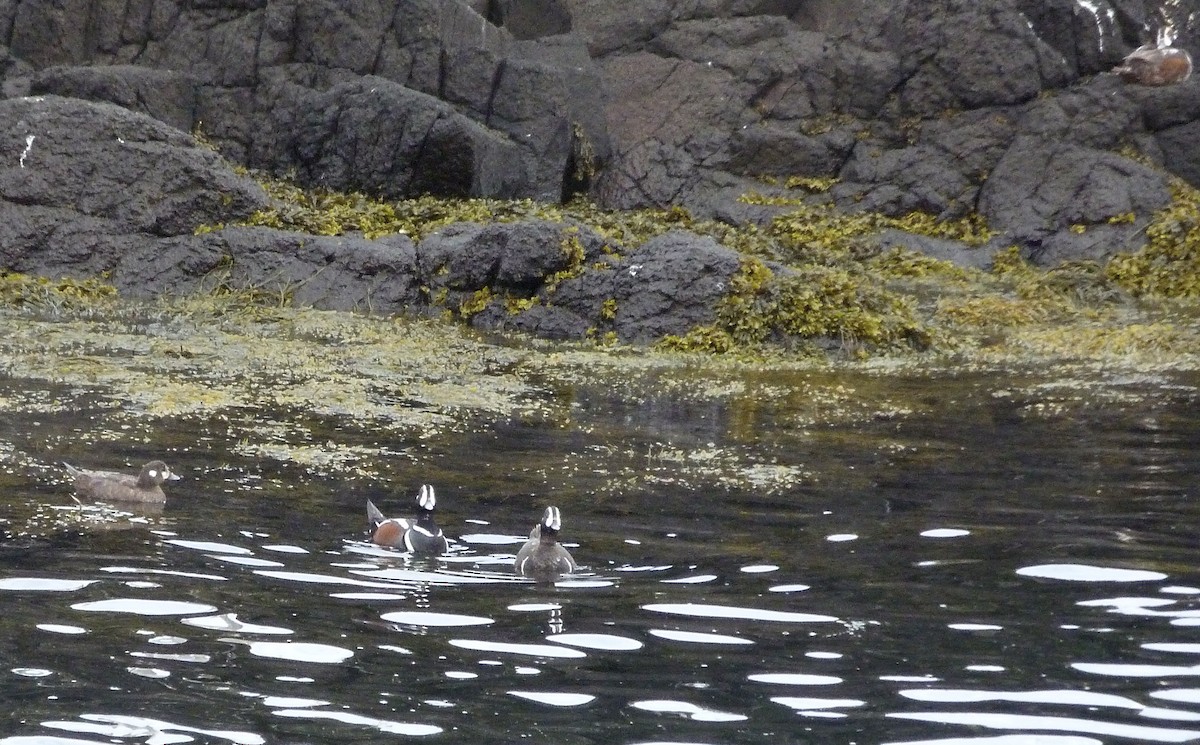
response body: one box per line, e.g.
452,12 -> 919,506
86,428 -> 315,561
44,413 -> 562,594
65,460 -> 181,504
514,506 -> 577,581
367,484 -> 449,555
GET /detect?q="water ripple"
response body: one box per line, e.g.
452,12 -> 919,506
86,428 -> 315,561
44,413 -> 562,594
0,578 -> 96,592
227,640 -> 353,664
1016,564 -> 1168,583
642,602 -> 838,623
272,709 -> 440,736
71,599 -> 217,616
41,713 -> 264,745
647,629 -> 753,645
546,633 -> 644,651
181,614 -> 292,634
507,691 -> 596,706
630,699 -> 747,722
748,673 -> 843,685
448,639 -> 587,658
887,711 -> 1200,742
380,611 -> 494,627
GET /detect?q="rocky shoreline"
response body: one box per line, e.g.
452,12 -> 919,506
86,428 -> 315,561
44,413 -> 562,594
0,1 -> 1198,355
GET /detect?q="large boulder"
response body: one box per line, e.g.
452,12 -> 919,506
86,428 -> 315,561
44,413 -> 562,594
0,95 -> 267,274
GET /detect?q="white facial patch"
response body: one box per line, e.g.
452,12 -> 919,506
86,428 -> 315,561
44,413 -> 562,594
148,470 -> 159,479
543,506 -> 562,532
418,484 -> 437,510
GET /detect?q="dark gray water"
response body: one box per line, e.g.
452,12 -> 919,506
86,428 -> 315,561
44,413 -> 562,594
2,368 -> 1200,745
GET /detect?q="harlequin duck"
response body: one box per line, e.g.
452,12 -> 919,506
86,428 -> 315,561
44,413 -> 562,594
1113,39 -> 1193,85
65,460 -> 181,504
514,506 -> 576,581
367,484 -> 449,555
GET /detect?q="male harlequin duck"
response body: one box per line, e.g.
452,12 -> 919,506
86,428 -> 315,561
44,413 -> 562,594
367,484 -> 449,555
1113,38 -> 1193,85
514,506 -> 577,581
65,460 -> 181,504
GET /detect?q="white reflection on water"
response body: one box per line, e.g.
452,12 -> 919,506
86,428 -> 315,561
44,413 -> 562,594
258,696 -> 328,708
36,624 -> 87,635
130,651 -> 211,663
255,569 -> 404,589
101,566 -> 228,581
71,598 -> 217,616
647,629 -> 753,645
181,613 -> 292,634
42,713 -> 264,744
661,574 -> 718,584
380,610 -> 494,627
769,583 -> 811,593
642,602 -> 838,623
1072,661 -> 1200,677
741,564 -> 779,573
459,532 -> 528,545
880,735 -> 1101,744
164,539 -> 254,555
1078,597 -> 1196,618
630,699 -> 747,722
771,696 -> 864,711
352,567 -> 515,585
0,578 -> 96,592
898,688 -> 1144,709
920,528 -> 970,538
273,709 -> 441,736
226,640 -> 353,664
546,633 -> 643,651
1016,564 -> 1168,582
260,544 -> 308,554
887,711 -> 1200,742
1144,643 -> 1200,653
747,672 -> 842,685
448,639 -> 587,658
509,603 -> 561,612
210,555 -> 285,568
1153,689 -> 1200,704
507,691 -> 596,706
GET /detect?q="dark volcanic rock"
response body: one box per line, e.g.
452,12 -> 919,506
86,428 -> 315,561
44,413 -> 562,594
978,136 -> 1170,261
0,95 -> 267,275
608,231 -> 742,342
4,0 -> 1200,346
253,76 -> 525,200
31,66 -> 198,133
418,220 -> 591,297
135,228 -> 422,313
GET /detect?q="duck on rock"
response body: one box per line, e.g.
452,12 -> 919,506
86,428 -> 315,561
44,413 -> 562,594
367,484 -> 449,555
65,460 -> 181,505
514,506 -> 577,581
1113,30 -> 1193,85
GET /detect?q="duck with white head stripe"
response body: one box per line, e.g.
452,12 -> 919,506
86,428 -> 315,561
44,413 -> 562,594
368,484 -> 450,555
514,506 -> 577,581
